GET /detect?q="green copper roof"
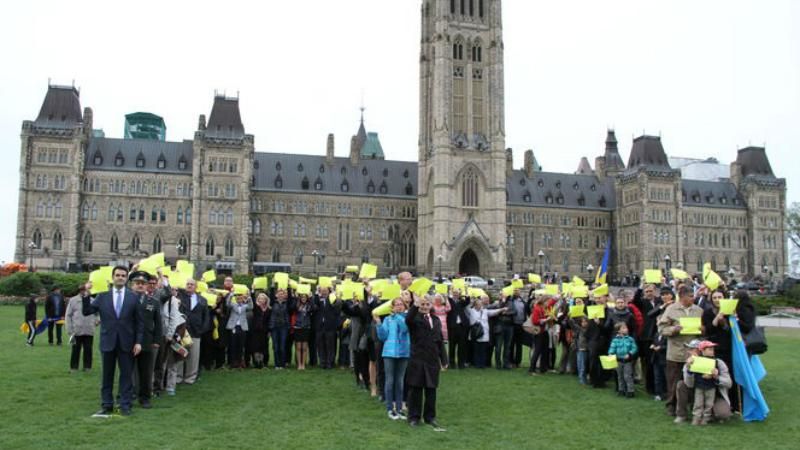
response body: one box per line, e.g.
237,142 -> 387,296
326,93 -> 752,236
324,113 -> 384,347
361,132 -> 384,159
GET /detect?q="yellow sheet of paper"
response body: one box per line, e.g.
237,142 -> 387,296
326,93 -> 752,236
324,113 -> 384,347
679,317 -> 702,335
528,273 -> 541,284
369,279 -> 388,294
606,302 -> 616,309
644,269 -> 662,284
89,270 -> 111,295
381,283 -> 402,301
410,278 -> 434,297
468,288 -> 486,298
345,265 -> 359,273
534,289 -> 545,296
338,283 -> 355,301
196,281 -> 208,293
600,355 -> 618,370
299,277 -> 316,285
318,276 -> 334,289
719,299 -> 738,316
572,286 -> 589,298
435,284 -> 449,295
545,284 -> 559,296
353,287 -> 365,301
372,300 -> 392,316
592,284 -> 609,297
99,266 -> 113,284
502,285 -> 515,297
704,270 -> 722,291
587,305 -> 606,320
328,293 -> 337,304
569,305 -> 586,318
139,258 -> 162,277
160,267 -> 173,279
571,276 -> 586,287
170,271 -> 188,290
233,284 -> 249,296
671,269 -> 690,280
202,270 -> 216,283
511,279 -> 524,289
562,283 -> 574,296
273,272 -> 289,290
289,279 -> 298,290
689,356 -> 716,375
176,260 -> 195,277
451,279 -> 465,291
703,262 -> 712,279
359,263 -> 378,280
201,292 -> 219,305
252,277 -> 268,291
296,284 -> 312,296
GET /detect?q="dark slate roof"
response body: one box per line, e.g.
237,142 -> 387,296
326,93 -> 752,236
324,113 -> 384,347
604,129 -> 625,169
205,96 -> 244,139
85,137 -> 194,175
627,135 -> 671,169
736,147 -> 774,177
34,85 -> 83,128
507,170 -> 616,211
681,179 -> 746,209
252,153 -> 417,199
576,157 -> 594,174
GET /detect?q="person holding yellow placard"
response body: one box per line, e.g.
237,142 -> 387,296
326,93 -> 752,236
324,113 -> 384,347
375,298 -> 410,420
657,285 -> 703,419
528,297 -> 550,375
292,292 -> 314,371
225,288 -> 253,369
312,286 -> 342,370
682,341 -> 733,425
249,293 -> 271,369
446,288 -> 471,370
268,288 -> 292,369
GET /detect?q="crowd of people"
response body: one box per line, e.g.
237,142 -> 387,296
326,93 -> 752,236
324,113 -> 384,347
23,265 -> 761,428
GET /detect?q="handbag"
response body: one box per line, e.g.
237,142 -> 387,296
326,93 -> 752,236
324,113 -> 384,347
743,326 -> 768,355
522,317 -> 541,335
469,322 -> 484,341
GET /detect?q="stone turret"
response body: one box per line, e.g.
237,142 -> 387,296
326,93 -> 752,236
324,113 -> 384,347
326,133 -> 335,164
524,149 -> 539,178
198,114 -> 206,131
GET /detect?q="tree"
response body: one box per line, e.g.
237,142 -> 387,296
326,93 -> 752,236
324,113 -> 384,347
787,202 -> 800,249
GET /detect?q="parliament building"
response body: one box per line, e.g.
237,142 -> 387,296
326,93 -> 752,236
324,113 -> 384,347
14,0 -> 787,282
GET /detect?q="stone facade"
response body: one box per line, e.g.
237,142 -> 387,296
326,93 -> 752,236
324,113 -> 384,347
14,0 -> 787,282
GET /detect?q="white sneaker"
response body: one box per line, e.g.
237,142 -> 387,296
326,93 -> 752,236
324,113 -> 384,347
654,395 -> 663,401
388,411 -> 400,420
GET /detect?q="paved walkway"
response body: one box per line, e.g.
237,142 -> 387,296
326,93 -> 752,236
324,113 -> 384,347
757,316 -> 800,328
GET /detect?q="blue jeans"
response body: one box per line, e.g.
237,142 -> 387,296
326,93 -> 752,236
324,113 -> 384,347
384,357 -> 409,412
576,350 -> 588,383
271,326 -> 288,368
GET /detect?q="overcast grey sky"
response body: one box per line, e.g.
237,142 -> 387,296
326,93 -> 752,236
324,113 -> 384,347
1,0 -> 798,263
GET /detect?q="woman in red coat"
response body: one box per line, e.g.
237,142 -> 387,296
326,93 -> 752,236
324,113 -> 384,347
528,297 -> 550,375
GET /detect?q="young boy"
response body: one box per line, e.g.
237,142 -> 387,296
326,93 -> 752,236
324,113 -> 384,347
608,322 -> 638,398
572,316 -> 590,384
683,341 -> 732,426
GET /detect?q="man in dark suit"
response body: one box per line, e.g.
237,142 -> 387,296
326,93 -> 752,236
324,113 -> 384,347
129,271 -> 163,409
406,295 -> 448,431
45,287 -> 66,345
313,286 -> 342,369
83,266 -> 143,416
176,279 -> 209,384
447,289 -> 470,369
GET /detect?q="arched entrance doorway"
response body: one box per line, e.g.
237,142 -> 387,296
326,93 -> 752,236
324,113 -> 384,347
459,249 -> 480,275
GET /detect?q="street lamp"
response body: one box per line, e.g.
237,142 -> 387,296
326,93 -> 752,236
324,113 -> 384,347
537,250 -> 544,275
664,254 -> 672,272
586,264 -> 594,279
27,241 -> 36,270
436,254 -> 444,281
312,249 -> 319,275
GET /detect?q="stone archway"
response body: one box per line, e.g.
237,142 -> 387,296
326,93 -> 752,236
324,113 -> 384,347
459,249 -> 480,276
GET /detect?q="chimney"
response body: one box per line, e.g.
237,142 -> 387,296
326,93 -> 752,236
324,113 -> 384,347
524,150 -> 535,178
349,135 -> 360,166
729,161 -> 741,188
83,107 -> 93,131
595,156 -> 607,181
198,114 -> 206,131
326,133 -> 335,163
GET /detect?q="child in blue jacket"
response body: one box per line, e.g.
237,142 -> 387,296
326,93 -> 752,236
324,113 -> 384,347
376,298 -> 410,420
608,322 -> 638,398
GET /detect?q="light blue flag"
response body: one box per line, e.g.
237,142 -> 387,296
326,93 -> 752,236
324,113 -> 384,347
729,317 -> 769,422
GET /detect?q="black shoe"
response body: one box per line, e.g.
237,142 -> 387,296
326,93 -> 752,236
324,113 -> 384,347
95,407 -> 113,416
139,399 -> 152,409
408,420 -> 420,427
120,408 -> 131,416
626,392 -> 635,399
426,420 -> 446,432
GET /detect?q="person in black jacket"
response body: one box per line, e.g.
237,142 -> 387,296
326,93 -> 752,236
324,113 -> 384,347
176,279 -> 209,384
45,287 -> 66,345
313,286 -> 342,369
446,289 -> 470,369
268,287 -> 293,369
129,271 -> 163,409
634,284 -> 662,395
25,295 -> 38,346
405,295 -> 448,430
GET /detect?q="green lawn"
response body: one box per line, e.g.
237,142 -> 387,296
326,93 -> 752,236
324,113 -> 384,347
0,305 -> 797,449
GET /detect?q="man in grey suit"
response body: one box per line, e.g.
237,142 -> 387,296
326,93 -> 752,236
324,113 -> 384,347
83,266 -> 143,416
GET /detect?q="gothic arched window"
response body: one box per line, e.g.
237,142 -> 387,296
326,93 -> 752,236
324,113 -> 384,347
461,167 -> 479,207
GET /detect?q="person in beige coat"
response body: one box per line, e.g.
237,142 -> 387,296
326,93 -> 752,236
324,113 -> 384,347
657,285 -> 703,417
65,286 -> 97,372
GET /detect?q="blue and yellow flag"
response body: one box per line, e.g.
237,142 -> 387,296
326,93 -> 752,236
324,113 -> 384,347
729,317 -> 769,422
595,237 -> 611,285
